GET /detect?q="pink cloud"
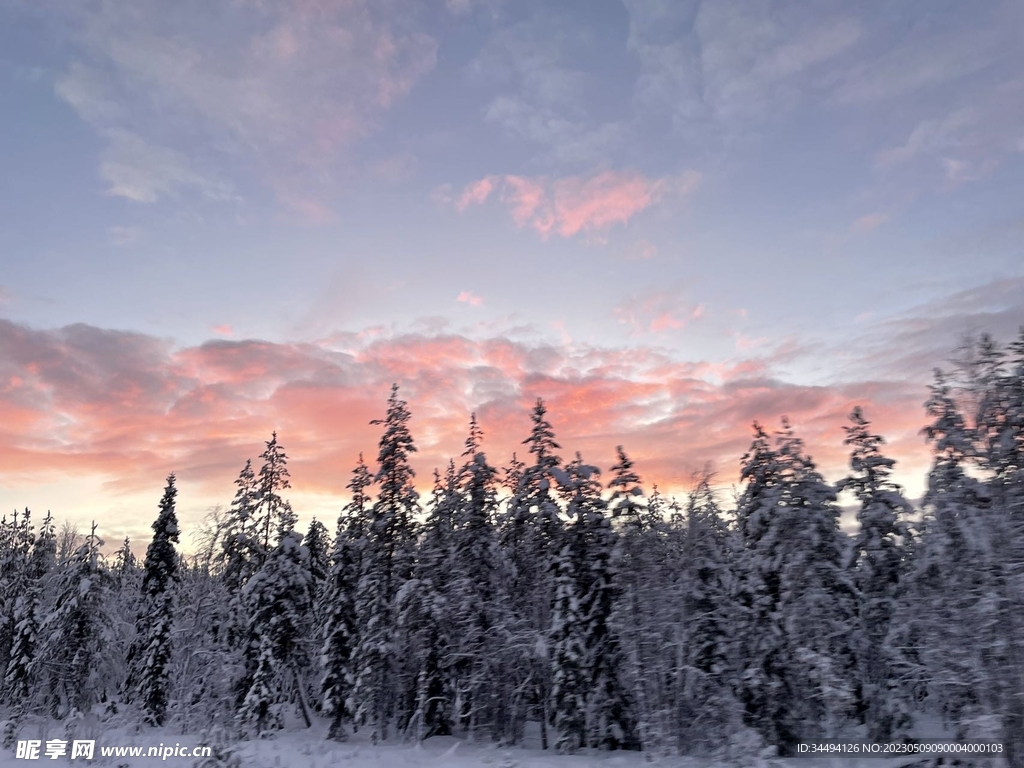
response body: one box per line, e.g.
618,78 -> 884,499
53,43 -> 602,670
551,171 -> 667,237
614,289 -> 705,335
457,291 -> 483,307
10,301 -> 1006,533
455,177 -> 496,212
211,324 -> 233,336
649,312 -> 685,332
501,175 -> 547,227
448,170 -> 700,239
734,332 -> 769,351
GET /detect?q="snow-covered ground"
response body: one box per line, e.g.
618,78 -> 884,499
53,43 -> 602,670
1,722 -> 1005,768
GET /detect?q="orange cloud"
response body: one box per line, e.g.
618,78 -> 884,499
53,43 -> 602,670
0,316 -> 944,543
449,170 -> 700,239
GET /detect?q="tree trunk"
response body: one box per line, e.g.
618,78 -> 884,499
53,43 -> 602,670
291,666 -> 313,728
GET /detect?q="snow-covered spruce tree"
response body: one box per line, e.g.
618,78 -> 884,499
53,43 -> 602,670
450,414 -> 506,740
503,451 -> 526,497
676,473 -> 743,755
501,398 -> 564,747
240,632 -> 280,736
967,331 -> 1024,763
400,464 -> 458,741
567,456 -> 636,751
508,399 -> 564,568
607,447 -> 646,533
34,522 -> 113,719
256,432 -> 296,553
0,509 -> 38,708
109,535 -> 143,649
989,332 -> 1024,763
321,455 -> 371,741
605,450 -> 669,755
838,407 -> 912,742
734,420 -> 857,754
221,459 -> 262,595
732,422 -> 785,747
304,517 -> 330,636
237,503 -> 314,737
891,369 -> 991,740
112,536 -> 137,581
234,433 -> 307,734
3,512 -> 55,713
921,342 -> 1024,765
779,421 -> 858,743
352,384 -> 420,742
125,474 -> 180,726
548,520 -> 587,753
0,509 -> 34,695
611,458 -> 724,759
220,458 -> 264,707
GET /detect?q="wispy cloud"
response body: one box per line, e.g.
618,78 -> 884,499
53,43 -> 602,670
872,80 -> 1024,188
625,0 -> 862,141
613,288 -> 706,335
455,178 -> 496,212
468,9 -> 629,165
832,5 -> 1018,105
457,291 -> 483,307
50,0 -> 437,210
99,131 -> 235,203
444,170 -> 699,239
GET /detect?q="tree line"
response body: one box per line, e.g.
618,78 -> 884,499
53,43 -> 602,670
0,331 -> 1022,765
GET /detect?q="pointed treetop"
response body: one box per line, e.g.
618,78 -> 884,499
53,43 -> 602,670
922,368 -> 973,463
338,453 -> 373,539
608,446 -> 646,527
371,383 -> 418,482
347,453 -> 372,497
504,451 -> 526,494
463,412 -> 484,457
740,420 -> 776,486
840,407 -> 899,498
523,397 -> 561,470
260,433 -> 291,491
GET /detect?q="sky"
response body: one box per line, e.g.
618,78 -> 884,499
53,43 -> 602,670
2,0 -> 1023,549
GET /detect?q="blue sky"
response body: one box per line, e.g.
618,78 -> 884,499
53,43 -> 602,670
2,0 -> 1023,542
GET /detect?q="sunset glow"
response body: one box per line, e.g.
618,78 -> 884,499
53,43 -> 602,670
2,0 -> 1023,548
